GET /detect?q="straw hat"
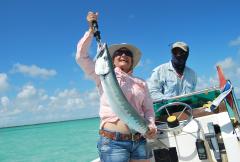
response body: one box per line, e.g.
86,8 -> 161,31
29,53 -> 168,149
172,41 -> 189,53
108,43 -> 141,68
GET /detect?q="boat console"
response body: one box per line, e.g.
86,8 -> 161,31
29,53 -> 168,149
150,87 -> 240,162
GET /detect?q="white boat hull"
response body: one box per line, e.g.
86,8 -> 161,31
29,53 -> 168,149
149,112 -> 240,162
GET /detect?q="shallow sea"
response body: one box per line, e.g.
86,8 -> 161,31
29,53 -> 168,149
0,117 -> 100,162
0,100 -> 239,162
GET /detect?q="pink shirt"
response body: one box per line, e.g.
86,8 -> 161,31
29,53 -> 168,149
76,31 -> 156,130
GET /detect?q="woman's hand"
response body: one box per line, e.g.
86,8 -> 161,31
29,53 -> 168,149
86,11 -> 98,33
145,127 -> 157,139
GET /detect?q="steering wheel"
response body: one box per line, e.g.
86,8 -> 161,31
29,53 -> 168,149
156,102 -> 193,133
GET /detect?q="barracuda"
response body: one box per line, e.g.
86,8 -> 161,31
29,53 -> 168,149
95,44 -> 148,134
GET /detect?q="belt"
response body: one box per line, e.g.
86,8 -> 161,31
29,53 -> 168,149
99,129 -> 144,141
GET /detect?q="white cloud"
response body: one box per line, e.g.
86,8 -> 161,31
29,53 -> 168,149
0,73 -> 9,92
216,57 -> 240,81
17,85 -> 37,99
237,68 -> 240,75
48,88 -> 99,110
14,84 -> 48,112
0,84 -> 99,127
216,57 -> 235,70
0,108 -> 21,117
49,88 -> 85,109
197,56 -> 240,98
11,63 -> 57,79
229,36 -> 240,46
196,75 -> 218,91
0,96 -> 10,108
197,36 -> 240,93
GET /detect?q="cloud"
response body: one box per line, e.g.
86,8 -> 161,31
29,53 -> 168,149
196,75 -> 218,91
0,73 -> 9,92
237,68 -> 240,75
49,88 -> 85,109
0,84 -> 99,127
11,63 -> 57,79
0,96 -> 10,109
229,36 -> 240,55
49,88 -> 99,110
14,84 -> 48,112
216,57 -> 235,69
197,56 -> 240,98
17,84 -> 37,99
216,57 -> 240,79
229,36 -> 240,46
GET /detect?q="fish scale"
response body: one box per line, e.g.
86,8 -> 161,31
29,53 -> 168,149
95,43 -> 148,134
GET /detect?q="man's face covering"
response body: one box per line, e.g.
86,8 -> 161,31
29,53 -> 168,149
171,47 -> 189,75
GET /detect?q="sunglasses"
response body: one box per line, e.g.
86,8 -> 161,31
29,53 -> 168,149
113,48 -> 133,58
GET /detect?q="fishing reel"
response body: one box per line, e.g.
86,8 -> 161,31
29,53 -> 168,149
156,102 -> 193,135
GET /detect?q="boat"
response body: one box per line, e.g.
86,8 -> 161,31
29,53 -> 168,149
92,66 -> 240,162
148,65 -> 240,162
91,21 -> 240,162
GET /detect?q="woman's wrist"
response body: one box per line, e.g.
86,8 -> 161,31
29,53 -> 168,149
88,27 -> 94,34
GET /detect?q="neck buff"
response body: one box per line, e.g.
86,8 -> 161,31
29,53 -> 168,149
171,53 -> 188,75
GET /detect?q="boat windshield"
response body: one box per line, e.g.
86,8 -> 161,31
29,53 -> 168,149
153,87 -> 221,117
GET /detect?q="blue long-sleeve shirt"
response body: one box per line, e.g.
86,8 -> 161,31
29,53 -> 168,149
147,61 -> 197,102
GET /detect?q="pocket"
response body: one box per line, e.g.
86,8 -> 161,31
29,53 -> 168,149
165,79 -> 177,93
97,136 -> 112,153
165,79 -> 176,85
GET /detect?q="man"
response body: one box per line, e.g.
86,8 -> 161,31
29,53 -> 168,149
147,41 -> 197,102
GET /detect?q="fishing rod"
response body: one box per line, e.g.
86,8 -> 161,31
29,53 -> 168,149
92,20 -> 101,45
91,18 -> 149,134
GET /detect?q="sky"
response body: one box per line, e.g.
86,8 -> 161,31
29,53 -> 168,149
0,0 -> 240,127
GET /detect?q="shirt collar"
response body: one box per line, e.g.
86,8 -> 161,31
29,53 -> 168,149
167,61 -> 186,77
167,61 -> 175,71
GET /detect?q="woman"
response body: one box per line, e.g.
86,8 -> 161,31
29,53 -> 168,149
76,11 -> 157,162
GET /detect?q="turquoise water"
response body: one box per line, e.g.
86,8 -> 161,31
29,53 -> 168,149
0,100 -> 239,162
0,117 -> 100,162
